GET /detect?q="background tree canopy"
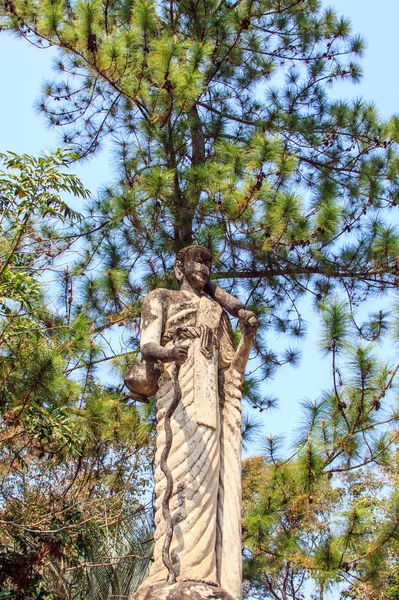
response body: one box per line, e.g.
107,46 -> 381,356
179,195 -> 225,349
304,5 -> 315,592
1,0 -> 399,598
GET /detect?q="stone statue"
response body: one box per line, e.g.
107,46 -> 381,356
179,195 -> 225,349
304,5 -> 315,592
125,246 -> 258,600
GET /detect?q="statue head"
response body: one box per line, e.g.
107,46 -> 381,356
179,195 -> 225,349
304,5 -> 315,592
174,245 -> 212,292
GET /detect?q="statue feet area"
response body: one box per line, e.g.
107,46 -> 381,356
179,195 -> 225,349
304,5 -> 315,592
131,580 -> 236,600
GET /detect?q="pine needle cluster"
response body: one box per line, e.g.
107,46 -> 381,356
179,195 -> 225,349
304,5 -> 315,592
0,150 -> 153,598
2,0 -> 399,596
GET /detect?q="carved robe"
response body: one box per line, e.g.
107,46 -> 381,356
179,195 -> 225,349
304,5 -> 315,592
139,288 -> 243,599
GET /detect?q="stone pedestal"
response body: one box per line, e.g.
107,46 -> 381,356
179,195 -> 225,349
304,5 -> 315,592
131,580 -> 236,600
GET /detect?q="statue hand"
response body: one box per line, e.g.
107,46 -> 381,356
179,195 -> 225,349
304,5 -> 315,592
238,309 -> 259,337
168,344 -> 189,364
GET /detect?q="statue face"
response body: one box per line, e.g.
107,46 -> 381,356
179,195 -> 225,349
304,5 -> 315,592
182,247 -> 212,292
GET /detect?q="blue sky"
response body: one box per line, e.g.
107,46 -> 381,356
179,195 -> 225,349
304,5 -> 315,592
1,0 -> 399,444
1,1 -> 398,437
1,2 -> 399,598
1,1 -> 399,183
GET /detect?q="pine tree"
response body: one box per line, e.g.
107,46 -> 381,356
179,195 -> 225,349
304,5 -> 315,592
1,0 -> 399,364
242,300 -> 399,599
2,0 -> 399,597
0,150 -> 153,598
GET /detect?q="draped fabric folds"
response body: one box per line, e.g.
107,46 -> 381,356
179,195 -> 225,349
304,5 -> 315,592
139,290 -> 243,600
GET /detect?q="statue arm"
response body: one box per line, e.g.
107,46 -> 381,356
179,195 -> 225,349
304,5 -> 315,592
205,281 -> 244,317
140,290 -> 188,364
206,282 -> 258,326
140,291 -> 168,362
231,312 -> 258,376
206,282 -> 258,374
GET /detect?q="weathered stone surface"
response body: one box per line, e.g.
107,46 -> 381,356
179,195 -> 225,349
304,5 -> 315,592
124,246 -> 259,600
131,580 -> 236,600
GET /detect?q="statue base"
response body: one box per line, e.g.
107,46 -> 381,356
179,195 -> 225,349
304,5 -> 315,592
131,580 -> 236,600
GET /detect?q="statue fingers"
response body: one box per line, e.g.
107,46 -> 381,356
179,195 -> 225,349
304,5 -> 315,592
248,314 -> 259,328
238,309 -> 259,328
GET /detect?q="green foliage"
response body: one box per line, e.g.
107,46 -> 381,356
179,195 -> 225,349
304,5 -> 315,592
242,301 -> 399,599
0,150 -> 153,598
84,506 -> 153,599
2,0 -> 399,596
319,299 -> 350,354
1,0 -> 398,373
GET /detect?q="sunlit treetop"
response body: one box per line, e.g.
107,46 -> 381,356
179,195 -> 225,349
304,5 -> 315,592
1,0 -> 399,375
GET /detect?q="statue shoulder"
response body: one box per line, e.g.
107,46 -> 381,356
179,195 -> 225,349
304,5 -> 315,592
143,287 -> 178,310
140,289 -> 172,331
143,288 -> 171,303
